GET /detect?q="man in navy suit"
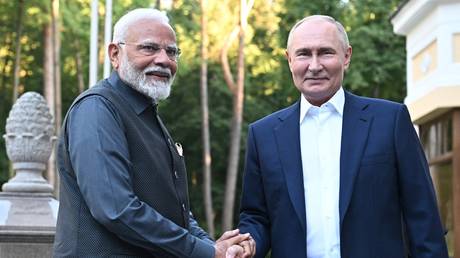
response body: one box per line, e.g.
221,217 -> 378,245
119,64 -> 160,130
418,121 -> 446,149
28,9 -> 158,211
238,15 -> 448,258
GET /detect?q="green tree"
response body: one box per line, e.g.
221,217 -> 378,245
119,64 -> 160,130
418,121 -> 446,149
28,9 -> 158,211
0,1 -> 407,240
343,0 -> 406,101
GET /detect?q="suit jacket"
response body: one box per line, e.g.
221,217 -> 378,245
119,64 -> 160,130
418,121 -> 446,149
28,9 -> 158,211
238,91 -> 448,258
53,72 -> 214,258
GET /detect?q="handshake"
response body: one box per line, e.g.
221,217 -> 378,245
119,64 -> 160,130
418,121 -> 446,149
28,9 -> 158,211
214,229 -> 256,258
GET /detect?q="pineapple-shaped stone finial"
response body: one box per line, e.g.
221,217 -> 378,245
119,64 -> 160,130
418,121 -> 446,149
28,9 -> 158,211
2,92 -> 56,193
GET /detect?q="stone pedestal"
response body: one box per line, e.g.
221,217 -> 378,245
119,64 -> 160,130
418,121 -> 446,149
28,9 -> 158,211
0,92 -> 58,258
0,192 -> 58,258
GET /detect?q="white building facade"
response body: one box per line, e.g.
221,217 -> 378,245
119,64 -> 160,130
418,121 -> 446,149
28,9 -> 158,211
392,0 -> 460,256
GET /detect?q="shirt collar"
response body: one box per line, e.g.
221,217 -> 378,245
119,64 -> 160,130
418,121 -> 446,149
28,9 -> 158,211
299,87 -> 345,124
108,71 -> 154,115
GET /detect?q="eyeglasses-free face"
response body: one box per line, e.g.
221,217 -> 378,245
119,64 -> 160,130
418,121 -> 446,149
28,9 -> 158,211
118,42 -> 181,61
286,19 -> 351,106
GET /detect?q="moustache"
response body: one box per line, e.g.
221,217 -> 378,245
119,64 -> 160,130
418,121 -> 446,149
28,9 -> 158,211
144,66 -> 172,79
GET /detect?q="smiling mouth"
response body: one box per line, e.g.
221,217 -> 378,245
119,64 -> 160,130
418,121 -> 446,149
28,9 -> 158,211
305,77 -> 327,81
145,71 -> 170,79
305,77 -> 328,81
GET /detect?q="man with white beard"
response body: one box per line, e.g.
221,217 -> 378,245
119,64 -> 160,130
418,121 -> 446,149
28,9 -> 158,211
53,8 -> 255,258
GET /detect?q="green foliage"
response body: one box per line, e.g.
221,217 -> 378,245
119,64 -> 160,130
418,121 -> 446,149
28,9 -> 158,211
0,0 -> 71,185
343,0 -> 406,101
0,0 -> 407,233
165,0 -> 407,231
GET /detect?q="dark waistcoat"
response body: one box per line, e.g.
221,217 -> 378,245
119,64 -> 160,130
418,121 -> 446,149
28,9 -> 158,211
54,78 -> 190,257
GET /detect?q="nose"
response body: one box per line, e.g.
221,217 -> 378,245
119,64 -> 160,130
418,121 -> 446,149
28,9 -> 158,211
308,55 -> 322,73
153,49 -> 171,67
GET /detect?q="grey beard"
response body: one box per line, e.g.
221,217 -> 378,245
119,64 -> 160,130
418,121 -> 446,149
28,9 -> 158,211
119,59 -> 174,102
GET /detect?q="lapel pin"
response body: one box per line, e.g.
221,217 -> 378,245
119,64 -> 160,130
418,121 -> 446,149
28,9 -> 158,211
175,142 -> 183,156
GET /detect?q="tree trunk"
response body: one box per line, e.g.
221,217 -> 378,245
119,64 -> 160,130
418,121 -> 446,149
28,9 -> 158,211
373,84 -> 380,98
44,22 -> 56,192
200,0 -> 215,238
12,0 -> 24,102
52,0 -> 61,197
2,32 -> 14,179
75,40 -> 85,93
43,0 -> 61,197
221,0 -> 254,231
52,0 -> 61,132
43,23 -> 54,128
0,44 -> 12,116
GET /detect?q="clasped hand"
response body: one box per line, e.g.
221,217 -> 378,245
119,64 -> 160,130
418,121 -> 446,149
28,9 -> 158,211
214,229 -> 256,258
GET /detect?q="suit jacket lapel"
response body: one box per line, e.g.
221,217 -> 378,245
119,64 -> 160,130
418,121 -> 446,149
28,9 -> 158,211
274,102 -> 306,233
339,91 -> 372,224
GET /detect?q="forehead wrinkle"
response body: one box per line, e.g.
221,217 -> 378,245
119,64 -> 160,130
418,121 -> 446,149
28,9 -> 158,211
290,26 -> 341,53
126,20 -> 176,41
136,39 -> 176,46
290,21 -> 346,50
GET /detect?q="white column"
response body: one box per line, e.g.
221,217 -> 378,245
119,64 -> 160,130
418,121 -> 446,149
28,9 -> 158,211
103,0 -> 112,78
89,0 -> 99,87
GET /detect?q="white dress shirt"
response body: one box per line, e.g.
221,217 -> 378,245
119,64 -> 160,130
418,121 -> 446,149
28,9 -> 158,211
299,87 -> 344,258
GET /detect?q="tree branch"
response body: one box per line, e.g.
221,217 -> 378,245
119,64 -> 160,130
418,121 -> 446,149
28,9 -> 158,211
220,26 -> 239,95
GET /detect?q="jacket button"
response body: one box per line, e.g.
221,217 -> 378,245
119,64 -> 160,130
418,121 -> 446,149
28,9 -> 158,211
174,170 -> 179,179
182,203 -> 186,211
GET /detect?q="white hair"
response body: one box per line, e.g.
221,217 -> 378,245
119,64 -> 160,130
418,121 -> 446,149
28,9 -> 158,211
286,15 -> 349,51
112,8 -> 171,43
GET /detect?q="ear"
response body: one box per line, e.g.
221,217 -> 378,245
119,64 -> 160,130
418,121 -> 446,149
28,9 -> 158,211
108,43 -> 121,70
285,49 -> 293,72
344,46 -> 352,70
